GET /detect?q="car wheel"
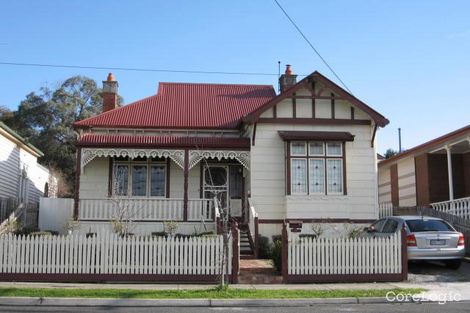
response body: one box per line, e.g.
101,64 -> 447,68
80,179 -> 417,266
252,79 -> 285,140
444,260 -> 461,270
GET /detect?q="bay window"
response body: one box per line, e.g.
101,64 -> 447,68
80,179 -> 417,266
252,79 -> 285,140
113,158 -> 167,197
289,141 -> 345,195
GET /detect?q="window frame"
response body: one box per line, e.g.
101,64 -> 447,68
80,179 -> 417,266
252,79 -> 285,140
112,157 -> 167,198
288,140 -> 346,196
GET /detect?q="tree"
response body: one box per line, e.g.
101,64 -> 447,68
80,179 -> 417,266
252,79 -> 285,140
1,76 -> 122,196
384,148 -> 398,159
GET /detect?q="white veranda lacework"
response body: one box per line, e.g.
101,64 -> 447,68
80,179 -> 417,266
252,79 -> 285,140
188,150 -> 250,171
327,159 -> 343,194
81,148 -> 185,170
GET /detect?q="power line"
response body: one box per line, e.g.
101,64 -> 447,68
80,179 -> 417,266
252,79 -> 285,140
273,0 -> 353,94
0,61 -> 289,77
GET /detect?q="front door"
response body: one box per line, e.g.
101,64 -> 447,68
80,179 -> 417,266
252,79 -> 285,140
203,165 -> 229,209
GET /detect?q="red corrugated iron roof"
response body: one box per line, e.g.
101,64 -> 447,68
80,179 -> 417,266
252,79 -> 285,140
75,82 -> 276,129
77,133 -> 250,149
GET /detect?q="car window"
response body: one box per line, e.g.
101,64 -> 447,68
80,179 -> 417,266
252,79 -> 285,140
406,219 -> 454,232
382,219 -> 399,233
370,219 -> 387,232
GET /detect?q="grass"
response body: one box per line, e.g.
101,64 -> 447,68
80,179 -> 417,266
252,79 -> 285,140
0,287 -> 425,299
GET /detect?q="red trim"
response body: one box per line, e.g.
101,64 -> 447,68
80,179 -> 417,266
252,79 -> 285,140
252,123 -> 257,146
73,148 -> 81,220
183,149 -> 189,221
258,118 -> 371,125
108,157 -> 113,197
401,227 -> 408,281
258,218 -> 376,224
278,131 -> 355,141
281,222 -> 288,283
286,273 -> 404,283
292,93 -> 296,118
286,142 -> 291,195
231,222 -> 240,284
343,142 -> 347,195
166,158 -> 171,198
351,107 -> 355,120
331,93 -> 335,119
0,273 -> 225,283
254,216 -> 259,258
77,134 -> 251,150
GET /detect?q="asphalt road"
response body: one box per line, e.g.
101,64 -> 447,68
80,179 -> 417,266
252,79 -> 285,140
1,304 -> 470,313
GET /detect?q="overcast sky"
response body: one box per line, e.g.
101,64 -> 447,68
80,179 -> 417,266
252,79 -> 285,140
1,0 -> 469,153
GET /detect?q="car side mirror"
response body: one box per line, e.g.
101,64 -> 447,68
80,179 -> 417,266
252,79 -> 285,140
367,226 -> 376,233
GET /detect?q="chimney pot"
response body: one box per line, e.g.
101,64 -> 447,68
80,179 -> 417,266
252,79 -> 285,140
279,64 -> 297,92
102,73 -> 119,113
285,64 -> 293,75
107,72 -> 116,82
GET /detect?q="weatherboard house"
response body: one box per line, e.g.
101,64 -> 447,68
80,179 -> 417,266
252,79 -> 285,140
73,67 -> 389,255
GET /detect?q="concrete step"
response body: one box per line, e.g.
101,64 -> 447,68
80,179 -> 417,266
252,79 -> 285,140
238,273 -> 283,284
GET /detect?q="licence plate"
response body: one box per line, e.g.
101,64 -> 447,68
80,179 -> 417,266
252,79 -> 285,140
430,239 -> 446,246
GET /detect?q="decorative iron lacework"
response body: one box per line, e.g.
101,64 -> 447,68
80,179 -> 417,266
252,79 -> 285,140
80,148 -> 185,170
188,150 -> 250,170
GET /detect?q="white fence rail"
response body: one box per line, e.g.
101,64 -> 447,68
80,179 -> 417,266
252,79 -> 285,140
288,231 -> 403,276
0,232 -> 231,277
378,202 -> 394,218
431,197 -> 470,220
79,198 -> 214,221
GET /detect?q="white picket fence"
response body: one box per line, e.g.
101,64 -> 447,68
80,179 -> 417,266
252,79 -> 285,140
378,202 -> 394,218
0,232 -> 232,277
431,197 -> 470,220
288,231 -> 403,276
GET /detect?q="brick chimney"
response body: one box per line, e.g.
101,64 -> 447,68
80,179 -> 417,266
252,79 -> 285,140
279,65 -> 297,92
102,73 -> 119,113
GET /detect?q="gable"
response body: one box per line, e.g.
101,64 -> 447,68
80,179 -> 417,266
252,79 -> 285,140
244,71 -> 389,128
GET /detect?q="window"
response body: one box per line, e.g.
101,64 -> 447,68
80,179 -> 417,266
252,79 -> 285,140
112,158 -> 166,197
289,141 -> 345,195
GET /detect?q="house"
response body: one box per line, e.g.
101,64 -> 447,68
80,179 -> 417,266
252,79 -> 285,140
0,121 -> 56,228
73,66 -> 389,250
378,125 -> 470,211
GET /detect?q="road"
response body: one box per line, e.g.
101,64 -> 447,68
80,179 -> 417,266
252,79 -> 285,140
1,303 -> 470,313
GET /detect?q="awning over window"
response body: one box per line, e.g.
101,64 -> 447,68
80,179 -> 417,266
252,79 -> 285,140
278,131 -> 355,142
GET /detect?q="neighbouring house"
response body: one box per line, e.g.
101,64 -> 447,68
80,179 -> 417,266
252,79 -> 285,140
378,124 -> 470,211
0,121 -> 57,228
73,67 -> 389,253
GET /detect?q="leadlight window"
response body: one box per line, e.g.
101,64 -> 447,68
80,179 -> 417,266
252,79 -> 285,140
289,141 -> 345,195
113,158 -> 166,197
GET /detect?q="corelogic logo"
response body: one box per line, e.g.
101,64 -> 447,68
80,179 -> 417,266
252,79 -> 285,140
386,291 -> 462,305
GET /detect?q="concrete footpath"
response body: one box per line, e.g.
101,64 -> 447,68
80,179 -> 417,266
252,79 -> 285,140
0,281 -> 470,307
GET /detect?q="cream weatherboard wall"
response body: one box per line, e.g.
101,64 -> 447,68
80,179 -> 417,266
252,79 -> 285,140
0,129 -> 50,206
250,123 -> 378,225
377,156 -> 417,207
378,166 -> 392,204
397,158 -> 417,207
0,132 -> 21,199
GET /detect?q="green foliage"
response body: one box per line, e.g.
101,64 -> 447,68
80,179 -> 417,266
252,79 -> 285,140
257,235 -> 272,259
0,76 -> 122,196
384,148 -> 398,159
0,287 -> 425,299
271,237 -> 283,272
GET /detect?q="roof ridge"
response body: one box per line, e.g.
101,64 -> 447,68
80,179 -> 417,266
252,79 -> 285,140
159,82 -> 274,88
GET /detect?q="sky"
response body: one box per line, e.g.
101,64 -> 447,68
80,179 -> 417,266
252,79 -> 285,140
0,0 -> 469,154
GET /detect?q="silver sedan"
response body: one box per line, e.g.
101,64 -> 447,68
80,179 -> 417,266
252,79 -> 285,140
365,216 -> 465,269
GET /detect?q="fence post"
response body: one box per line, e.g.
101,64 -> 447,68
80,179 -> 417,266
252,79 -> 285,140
282,221 -> 288,283
231,222 -> 239,284
254,216 -> 259,258
401,227 -> 408,281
